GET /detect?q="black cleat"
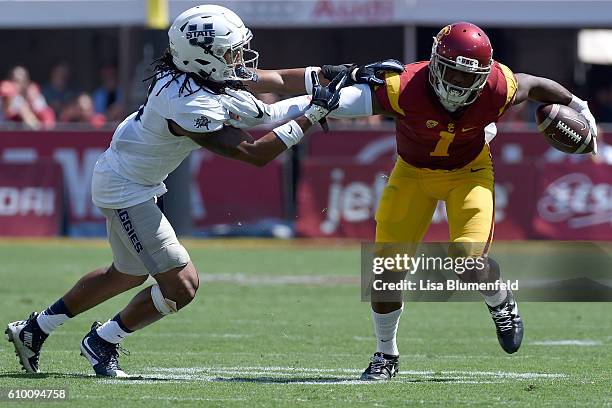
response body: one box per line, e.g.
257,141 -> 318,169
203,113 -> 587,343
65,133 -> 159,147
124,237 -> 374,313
5,312 -> 49,373
80,322 -> 129,378
360,352 -> 399,380
487,291 -> 524,354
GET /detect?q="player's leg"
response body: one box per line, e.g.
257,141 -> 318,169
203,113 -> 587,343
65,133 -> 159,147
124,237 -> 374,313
445,161 -> 523,354
362,160 -> 437,380
79,199 -> 197,377
5,265 -> 147,374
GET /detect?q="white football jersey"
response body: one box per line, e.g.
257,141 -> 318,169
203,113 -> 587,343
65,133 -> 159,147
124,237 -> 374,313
92,72 -> 229,209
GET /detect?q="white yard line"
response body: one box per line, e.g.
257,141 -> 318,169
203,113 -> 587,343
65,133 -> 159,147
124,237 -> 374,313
201,273 -> 359,286
80,394 -> 248,402
530,340 -> 603,346
118,365 -> 567,385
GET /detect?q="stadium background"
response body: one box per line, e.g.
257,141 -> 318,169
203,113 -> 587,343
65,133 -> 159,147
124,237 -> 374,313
1,0 -> 611,241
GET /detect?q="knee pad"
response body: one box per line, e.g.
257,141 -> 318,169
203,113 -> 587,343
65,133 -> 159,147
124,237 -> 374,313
150,284 -> 178,315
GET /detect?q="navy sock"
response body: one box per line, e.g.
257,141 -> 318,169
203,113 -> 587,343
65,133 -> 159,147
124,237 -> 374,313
43,298 -> 75,318
112,314 -> 134,333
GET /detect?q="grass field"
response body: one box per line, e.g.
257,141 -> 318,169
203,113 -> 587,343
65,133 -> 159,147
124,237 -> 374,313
0,239 -> 610,407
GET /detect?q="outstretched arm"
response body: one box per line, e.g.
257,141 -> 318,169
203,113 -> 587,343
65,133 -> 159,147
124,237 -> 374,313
513,73 -> 572,106
247,60 -> 405,96
247,68 -> 312,95
514,73 -> 598,153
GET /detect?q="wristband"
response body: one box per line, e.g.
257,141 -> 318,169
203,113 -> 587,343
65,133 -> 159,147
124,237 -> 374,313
304,67 -> 322,96
272,120 -> 304,148
304,104 -> 328,125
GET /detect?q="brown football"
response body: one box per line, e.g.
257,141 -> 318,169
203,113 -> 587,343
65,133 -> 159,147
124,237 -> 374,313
535,104 -> 594,154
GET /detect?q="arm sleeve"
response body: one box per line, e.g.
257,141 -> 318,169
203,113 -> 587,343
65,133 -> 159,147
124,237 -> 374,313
327,84 -> 373,118
265,95 -> 311,124
168,95 -> 229,133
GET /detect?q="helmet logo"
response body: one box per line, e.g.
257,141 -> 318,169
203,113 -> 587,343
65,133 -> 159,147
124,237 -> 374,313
186,23 -> 215,46
436,25 -> 451,40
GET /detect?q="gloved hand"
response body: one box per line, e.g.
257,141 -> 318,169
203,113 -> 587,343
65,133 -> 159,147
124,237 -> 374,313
569,95 -> 598,155
304,71 -> 348,132
322,59 -> 404,87
219,88 -> 270,129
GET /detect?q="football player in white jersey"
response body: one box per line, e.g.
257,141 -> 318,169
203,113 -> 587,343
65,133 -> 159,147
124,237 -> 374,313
4,5 -> 378,377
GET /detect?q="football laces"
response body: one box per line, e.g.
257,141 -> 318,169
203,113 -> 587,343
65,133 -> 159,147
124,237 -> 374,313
555,121 -> 582,144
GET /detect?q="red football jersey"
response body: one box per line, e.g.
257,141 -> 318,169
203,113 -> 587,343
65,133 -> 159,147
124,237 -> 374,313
375,61 -> 517,170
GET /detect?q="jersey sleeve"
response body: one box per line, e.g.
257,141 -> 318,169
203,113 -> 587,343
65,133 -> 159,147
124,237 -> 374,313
168,94 -> 229,133
495,62 -> 518,117
374,70 -> 407,116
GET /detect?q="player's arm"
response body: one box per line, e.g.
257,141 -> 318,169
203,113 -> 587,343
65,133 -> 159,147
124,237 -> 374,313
514,73 -> 598,152
248,68 -> 312,95
246,60 -> 404,95
169,118 -> 311,167
227,81 -> 396,130
175,72 -> 348,166
326,83 -> 397,118
513,73 -> 572,106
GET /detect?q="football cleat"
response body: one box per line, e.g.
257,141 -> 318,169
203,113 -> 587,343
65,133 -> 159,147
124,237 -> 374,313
487,290 -> 524,354
80,322 -> 129,378
360,352 -> 399,381
5,312 -> 49,373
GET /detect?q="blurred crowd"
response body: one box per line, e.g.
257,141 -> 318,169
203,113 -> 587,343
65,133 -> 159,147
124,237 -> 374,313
0,63 -> 123,130
2,63 -> 612,132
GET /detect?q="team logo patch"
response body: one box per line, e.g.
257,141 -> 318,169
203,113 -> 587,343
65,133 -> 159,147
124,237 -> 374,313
447,123 -> 455,132
437,25 -> 451,40
186,23 -> 215,46
194,115 -> 210,130
426,120 -> 439,129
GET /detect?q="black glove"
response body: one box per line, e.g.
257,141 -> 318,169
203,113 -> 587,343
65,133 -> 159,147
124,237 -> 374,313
322,59 -> 404,87
321,64 -> 352,84
351,59 -> 404,86
305,71 -> 349,132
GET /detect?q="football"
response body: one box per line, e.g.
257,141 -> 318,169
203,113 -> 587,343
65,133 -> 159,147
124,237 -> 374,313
535,104 -> 594,154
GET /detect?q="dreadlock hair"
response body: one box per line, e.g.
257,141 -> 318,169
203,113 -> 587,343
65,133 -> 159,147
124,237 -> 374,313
144,48 -> 247,98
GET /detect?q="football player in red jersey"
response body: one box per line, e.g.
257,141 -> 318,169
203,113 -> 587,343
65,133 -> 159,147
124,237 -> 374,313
230,22 -> 598,381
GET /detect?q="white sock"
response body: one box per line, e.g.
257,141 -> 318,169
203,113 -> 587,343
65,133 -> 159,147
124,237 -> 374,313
36,299 -> 74,334
96,315 -> 133,344
37,314 -> 70,335
372,306 -> 403,356
484,283 -> 508,307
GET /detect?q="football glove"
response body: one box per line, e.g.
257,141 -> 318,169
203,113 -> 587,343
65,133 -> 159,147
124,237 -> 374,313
304,71 -> 348,132
322,59 -> 404,87
569,95 -> 598,155
219,88 -> 270,129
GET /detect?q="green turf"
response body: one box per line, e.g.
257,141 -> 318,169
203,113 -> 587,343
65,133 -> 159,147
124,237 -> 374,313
0,240 -> 610,407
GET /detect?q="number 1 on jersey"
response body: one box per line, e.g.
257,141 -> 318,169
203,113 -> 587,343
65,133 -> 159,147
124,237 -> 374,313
430,130 -> 455,157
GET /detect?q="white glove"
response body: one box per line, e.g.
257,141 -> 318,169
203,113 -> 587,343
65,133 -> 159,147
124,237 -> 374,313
569,95 -> 598,155
219,88 -> 270,129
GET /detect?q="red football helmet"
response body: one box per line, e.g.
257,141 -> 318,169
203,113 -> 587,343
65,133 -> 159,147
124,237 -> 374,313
429,22 -> 493,110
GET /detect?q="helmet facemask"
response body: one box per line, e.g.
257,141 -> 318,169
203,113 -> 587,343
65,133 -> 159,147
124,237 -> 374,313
222,30 -> 259,81
429,37 -> 492,111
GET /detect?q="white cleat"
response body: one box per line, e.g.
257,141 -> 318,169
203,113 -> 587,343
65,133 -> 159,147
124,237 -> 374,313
5,312 -> 48,374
